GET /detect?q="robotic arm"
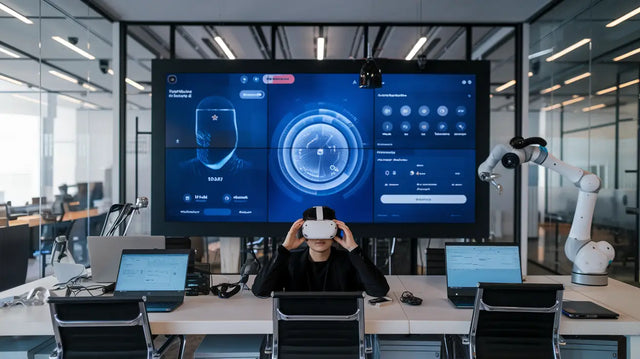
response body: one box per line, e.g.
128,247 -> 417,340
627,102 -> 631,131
478,136 -> 614,286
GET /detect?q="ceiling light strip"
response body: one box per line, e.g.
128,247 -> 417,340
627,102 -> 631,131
614,47 -> 640,61
0,73 -> 24,85
0,3 -> 33,24
0,45 -> 20,58
542,103 -> 562,111
546,38 -> 590,62
495,80 -> 516,92
82,102 -> 99,109
12,94 -> 44,105
51,36 -> 95,60
564,72 -> 591,85
582,104 -> 606,112
125,78 -> 145,91
214,36 -> 236,60
316,37 -> 325,61
82,83 -> 97,91
619,79 -> 640,88
562,96 -> 585,106
49,70 -> 78,84
606,6 -> 640,28
596,86 -> 617,95
59,94 -> 82,104
540,84 -> 561,94
405,37 -> 427,61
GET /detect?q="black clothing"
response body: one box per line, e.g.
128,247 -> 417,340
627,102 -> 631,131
252,245 -> 389,297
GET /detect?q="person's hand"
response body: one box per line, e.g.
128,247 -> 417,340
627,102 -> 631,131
282,219 -> 305,251
333,220 -> 358,251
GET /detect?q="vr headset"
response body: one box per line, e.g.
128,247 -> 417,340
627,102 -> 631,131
301,206 -> 338,240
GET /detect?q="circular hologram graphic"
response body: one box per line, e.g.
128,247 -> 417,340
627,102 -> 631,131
277,107 -> 364,195
291,123 -> 349,182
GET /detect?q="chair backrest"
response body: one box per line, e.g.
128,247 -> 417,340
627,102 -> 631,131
0,224 -> 30,291
425,247 -> 446,275
469,282 -> 564,359
48,296 -> 155,359
272,291 -> 365,359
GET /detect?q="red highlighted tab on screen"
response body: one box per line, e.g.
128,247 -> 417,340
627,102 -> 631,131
263,74 -> 295,84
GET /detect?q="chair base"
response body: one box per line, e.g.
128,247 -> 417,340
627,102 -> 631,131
571,272 -> 608,286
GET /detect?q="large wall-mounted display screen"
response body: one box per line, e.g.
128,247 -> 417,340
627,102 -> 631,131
152,60 -> 489,237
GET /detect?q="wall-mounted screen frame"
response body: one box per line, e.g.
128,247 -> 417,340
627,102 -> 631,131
152,59 -> 490,238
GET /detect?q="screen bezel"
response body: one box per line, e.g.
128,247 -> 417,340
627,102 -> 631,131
151,59 -> 490,238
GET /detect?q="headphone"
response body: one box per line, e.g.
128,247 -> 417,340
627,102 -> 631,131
211,282 -> 241,299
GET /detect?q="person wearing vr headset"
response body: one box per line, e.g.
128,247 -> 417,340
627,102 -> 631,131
252,206 -> 389,298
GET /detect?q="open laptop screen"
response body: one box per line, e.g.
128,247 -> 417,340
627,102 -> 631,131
115,251 -> 189,292
446,244 -> 522,288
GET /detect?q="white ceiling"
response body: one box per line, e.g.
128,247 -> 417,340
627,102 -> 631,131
88,0 -> 551,23
2,0 -> 638,116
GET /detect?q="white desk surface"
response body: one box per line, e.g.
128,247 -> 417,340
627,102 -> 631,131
398,275 -> 640,336
2,275 -> 640,338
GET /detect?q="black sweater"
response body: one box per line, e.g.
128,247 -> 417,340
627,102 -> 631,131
251,245 -> 390,297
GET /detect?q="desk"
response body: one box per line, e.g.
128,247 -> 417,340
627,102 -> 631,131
1,275 -> 639,356
8,215 -> 50,228
8,209 -> 100,227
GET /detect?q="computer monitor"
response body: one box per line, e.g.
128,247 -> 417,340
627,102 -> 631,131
151,59 -> 490,238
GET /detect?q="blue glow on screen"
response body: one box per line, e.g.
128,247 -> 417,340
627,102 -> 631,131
164,73 -> 476,223
446,246 -> 522,288
115,254 -> 189,292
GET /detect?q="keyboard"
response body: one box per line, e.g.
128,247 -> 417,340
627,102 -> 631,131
145,302 -> 180,312
449,296 -> 475,308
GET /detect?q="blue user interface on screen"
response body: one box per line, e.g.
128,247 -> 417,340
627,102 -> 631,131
445,246 -> 522,288
164,73 -> 476,223
115,253 -> 189,292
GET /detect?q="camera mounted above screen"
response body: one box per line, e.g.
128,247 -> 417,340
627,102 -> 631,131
301,206 -> 338,240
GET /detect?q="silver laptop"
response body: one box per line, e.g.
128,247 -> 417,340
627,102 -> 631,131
445,243 -> 522,308
87,236 -> 165,283
113,249 -> 190,312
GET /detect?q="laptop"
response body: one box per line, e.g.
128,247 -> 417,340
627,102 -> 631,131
87,236 -> 165,283
113,249 -> 190,312
562,300 -> 619,319
445,243 -> 522,308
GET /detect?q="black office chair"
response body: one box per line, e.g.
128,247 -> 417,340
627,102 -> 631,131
425,247 -> 446,275
0,224 -> 30,291
468,282 -> 564,359
270,291 -> 367,359
48,296 -> 185,359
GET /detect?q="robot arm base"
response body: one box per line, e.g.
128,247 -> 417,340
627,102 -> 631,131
571,271 -> 608,286
569,239 -> 614,286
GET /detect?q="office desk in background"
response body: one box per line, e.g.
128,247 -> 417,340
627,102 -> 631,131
7,208 -> 100,227
1,275 -> 639,356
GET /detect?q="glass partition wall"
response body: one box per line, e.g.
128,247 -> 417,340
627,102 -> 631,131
0,0 -> 116,279
528,0 -> 640,283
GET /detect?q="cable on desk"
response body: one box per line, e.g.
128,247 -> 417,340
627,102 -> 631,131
50,274 -> 113,297
399,291 -> 423,306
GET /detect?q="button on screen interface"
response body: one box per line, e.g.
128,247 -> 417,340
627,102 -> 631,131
164,73 -> 476,223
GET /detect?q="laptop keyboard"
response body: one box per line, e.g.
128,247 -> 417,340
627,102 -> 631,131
145,302 -> 177,312
451,296 -> 475,308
